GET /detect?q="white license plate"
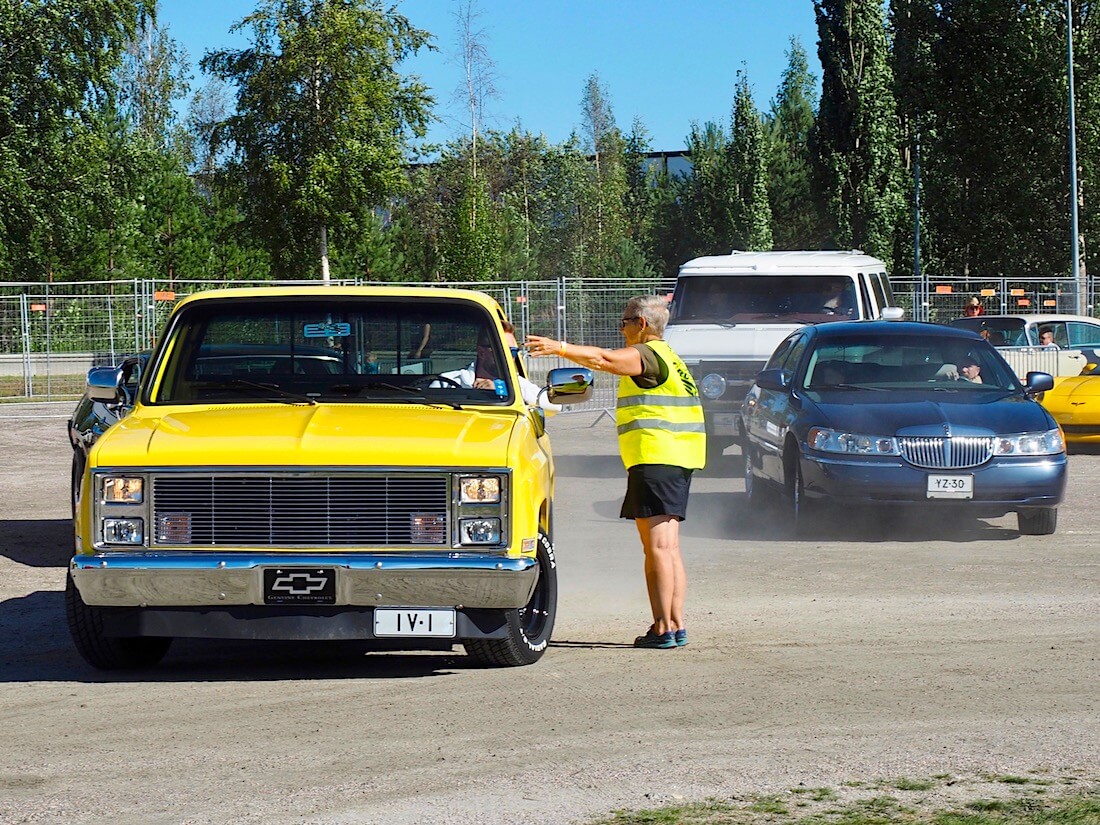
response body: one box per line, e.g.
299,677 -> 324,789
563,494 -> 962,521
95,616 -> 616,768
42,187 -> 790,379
927,474 -> 973,499
374,608 -> 456,638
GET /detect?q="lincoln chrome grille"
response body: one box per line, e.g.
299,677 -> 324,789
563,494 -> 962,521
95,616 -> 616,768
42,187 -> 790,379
898,436 -> 994,470
152,474 -> 449,546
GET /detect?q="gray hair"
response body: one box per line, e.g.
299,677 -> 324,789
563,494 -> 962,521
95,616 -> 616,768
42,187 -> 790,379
624,295 -> 669,337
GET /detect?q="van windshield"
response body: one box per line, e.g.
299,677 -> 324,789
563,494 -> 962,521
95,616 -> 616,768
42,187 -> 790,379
669,275 -> 861,324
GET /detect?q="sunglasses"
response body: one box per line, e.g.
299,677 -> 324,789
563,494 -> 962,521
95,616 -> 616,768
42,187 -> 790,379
619,316 -> 641,329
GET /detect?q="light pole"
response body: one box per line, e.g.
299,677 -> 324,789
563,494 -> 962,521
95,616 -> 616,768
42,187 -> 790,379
1067,0 -> 1084,314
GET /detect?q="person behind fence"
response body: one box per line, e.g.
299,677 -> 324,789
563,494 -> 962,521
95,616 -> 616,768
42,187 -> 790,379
964,296 -> 984,317
1039,327 -> 1059,348
525,295 -> 706,650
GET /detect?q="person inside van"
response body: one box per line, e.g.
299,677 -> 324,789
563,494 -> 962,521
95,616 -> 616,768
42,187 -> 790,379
819,280 -> 855,316
1039,328 -> 1060,348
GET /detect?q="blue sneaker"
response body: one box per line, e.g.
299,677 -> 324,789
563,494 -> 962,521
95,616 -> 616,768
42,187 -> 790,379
674,628 -> 688,647
634,628 -> 676,649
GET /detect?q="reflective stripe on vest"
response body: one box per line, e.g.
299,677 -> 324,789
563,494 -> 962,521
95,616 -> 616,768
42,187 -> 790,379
616,340 -> 706,470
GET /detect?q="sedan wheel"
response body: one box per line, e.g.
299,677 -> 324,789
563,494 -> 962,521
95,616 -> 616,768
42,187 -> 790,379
786,450 -> 817,535
1017,507 -> 1057,535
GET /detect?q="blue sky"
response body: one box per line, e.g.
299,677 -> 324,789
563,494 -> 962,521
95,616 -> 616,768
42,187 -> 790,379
158,0 -> 821,152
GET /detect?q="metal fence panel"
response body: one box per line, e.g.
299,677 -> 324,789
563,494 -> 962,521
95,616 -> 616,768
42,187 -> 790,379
2,274 -> 1095,404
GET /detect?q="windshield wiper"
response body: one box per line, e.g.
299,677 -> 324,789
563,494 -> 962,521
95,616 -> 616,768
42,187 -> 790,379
193,379 -> 317,405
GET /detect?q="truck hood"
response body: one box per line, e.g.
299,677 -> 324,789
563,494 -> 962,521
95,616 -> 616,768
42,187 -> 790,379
91,404 -> 519,468
665,322 -> 805,362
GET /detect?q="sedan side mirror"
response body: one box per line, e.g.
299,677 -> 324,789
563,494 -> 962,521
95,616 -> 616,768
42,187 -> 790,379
86,367 -> 124,402
547,366 -> 595,404
755,369 -> 791,392
1025,371 -> 1054,395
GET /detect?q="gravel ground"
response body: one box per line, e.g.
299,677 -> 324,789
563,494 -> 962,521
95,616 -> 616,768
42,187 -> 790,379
0,403 -> 1097,824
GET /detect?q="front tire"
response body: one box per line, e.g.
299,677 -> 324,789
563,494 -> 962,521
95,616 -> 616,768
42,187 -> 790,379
785,448 -> 818,535
465,532 -> 557,667
1017,507 -> 1057,535
65,573 -> 172,670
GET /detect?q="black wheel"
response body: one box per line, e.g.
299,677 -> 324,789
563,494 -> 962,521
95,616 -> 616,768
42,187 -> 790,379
1017,507 -> 1057,535
785,448 -> 817,535
465,532 -> 557,667
744,443 -> 763,504
411,374 -> 463,390
65,573 -> 171,670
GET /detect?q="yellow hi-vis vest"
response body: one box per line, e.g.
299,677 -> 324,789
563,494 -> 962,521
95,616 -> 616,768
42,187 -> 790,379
616,340 -> 706,470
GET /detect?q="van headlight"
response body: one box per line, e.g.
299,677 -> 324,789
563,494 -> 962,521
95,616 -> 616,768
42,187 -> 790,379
699,373 -> 726,400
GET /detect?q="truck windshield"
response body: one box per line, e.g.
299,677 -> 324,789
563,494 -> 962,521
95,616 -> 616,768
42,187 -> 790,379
149,298 -> 514,405
669,275 -> 860,323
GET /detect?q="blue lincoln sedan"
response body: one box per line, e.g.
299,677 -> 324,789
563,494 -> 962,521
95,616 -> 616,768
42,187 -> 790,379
741,321 -> 1067,535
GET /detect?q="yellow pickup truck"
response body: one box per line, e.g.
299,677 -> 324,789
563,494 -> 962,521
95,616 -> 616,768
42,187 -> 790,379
67,286 -> 592,669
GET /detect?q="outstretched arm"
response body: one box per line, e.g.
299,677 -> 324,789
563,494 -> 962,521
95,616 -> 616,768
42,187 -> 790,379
525,334 -> 644,377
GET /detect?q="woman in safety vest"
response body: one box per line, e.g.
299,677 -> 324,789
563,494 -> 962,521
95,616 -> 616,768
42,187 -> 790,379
526,295 -> 705,649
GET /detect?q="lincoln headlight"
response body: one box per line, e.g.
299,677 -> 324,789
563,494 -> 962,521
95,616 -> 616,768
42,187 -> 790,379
993,429 -> 1065,456
809,427 -> 900,455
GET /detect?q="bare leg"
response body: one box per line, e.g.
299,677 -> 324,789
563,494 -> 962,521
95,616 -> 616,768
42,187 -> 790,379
635,515 -> 686,635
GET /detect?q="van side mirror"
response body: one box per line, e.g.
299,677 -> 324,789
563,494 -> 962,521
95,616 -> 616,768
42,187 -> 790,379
881,306 -> 906,321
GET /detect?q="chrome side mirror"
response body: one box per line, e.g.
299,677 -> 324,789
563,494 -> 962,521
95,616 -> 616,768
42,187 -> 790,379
546,366 -> 594,405
86,367 -> 123,402
881,306 -> 906,321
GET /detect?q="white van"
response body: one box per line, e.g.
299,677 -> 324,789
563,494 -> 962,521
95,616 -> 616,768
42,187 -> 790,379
663,250 -> 903,458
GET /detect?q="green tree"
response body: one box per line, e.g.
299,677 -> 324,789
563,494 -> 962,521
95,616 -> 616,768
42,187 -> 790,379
202,0 -> 433,279
767,38 -> 825,249
729,71 -> 773,251
813,0 -> 905,261
0,0 -> 144,280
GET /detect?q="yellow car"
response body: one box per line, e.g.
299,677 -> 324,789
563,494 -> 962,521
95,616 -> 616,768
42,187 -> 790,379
67,286 -> 593,669
1039,374 -> 1100,447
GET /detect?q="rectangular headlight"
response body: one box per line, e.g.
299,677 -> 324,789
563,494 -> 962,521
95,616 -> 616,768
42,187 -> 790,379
102,518 -> 144,545
460,518 -> 502,545
102,476 -> 144,504
460,476 -> 501,504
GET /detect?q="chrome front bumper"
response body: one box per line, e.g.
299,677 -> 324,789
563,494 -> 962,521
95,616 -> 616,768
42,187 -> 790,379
70,552 -> 539,609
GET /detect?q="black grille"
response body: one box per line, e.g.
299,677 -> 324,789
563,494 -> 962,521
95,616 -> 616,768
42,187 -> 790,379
696,361 -> 765,383
152,474 -> 449,546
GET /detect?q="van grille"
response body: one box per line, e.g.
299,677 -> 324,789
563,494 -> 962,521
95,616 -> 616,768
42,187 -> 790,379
151,474 -> 449,546
898,437 -> 994,470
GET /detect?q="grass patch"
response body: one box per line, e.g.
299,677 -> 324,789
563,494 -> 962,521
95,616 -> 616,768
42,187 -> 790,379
586,786 -> 1100,825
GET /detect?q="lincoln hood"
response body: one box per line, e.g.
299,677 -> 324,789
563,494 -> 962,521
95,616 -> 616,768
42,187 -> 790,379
90,404 -> 519,468
808,394 -> 1056,438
